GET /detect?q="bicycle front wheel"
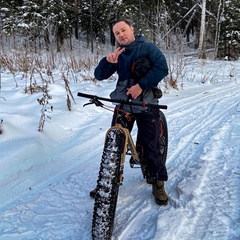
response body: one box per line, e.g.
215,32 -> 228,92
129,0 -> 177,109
92,127 -> 127,240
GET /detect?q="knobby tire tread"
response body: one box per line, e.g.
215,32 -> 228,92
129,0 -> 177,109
92,128 -> 126,240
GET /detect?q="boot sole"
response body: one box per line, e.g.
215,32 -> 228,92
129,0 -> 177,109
155,197 -> 168,206
152,192 -> 168,206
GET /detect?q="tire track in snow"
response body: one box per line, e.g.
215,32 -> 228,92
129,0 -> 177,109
114,179 -> 170,240
0,166 -> 94,240
158,82 -> 240,239
186,111 -> 240,239
168,92 -> 238,204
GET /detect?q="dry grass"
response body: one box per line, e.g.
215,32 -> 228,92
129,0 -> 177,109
0,43 -> 100,132
62,71 -> 76,111
37,88 -> 53,132
2,39 -> 231,131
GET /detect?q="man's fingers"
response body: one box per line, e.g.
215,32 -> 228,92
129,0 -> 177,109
115,47 -> 125,57
106,47 -> 125,63
118,47 -> 125,56
114,47 -> 121,54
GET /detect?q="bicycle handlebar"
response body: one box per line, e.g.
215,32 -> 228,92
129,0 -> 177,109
77,92 -> 167,110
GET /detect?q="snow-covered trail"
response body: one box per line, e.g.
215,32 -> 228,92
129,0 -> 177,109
165,83 -> 240,240
0,77 -> 239,240
114,81 -> 240,240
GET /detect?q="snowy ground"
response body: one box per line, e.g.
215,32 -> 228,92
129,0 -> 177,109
0,59 -> 240,240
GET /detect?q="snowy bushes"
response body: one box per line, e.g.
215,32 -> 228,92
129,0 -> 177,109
37,89 -> 53,132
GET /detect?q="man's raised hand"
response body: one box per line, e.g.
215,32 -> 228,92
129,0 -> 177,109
106,47 -> 125,63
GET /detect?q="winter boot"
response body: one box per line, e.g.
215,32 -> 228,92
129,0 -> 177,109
152,181 -> 168,206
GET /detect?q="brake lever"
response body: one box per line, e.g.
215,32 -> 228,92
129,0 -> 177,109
83,101 -> 94,107
83,98 -> 104,107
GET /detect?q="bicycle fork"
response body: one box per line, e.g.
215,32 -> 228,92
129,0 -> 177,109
106,123 -> 140,185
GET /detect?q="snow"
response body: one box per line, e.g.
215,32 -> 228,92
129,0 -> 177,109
0,59 -> 240,240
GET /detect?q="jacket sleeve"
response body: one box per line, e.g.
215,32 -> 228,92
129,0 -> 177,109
94,57 -> 117,80
138,43 -> 168,90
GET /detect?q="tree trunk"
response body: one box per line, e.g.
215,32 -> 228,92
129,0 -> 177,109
214,0 -> 224,59
74,0 -> 79,39
90,0 -> 94,53
198,0 -> 207,59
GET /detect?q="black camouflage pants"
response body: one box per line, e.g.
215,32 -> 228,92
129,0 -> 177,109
111,107 -> 168,181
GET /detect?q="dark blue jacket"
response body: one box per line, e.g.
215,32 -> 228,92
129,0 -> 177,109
94,35 -> 168,90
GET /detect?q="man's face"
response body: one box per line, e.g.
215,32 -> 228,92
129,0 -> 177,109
113,21 -> 135,45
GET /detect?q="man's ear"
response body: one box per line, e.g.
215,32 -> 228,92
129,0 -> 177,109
131,26 -> 134,32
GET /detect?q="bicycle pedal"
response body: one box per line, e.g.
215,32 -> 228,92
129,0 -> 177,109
126,150 -> 131,155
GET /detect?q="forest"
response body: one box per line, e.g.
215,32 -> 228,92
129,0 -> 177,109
0,0 -> 240,57
0,0 -> 239,92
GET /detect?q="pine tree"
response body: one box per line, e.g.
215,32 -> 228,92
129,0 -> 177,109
41,0 -> 73,51
219,0 -> 240,59
16,0 -> 43,48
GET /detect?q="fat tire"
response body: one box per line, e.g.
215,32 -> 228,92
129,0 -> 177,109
92,127 -> 126,240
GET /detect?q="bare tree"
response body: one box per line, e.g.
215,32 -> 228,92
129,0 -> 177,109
198,0 -> 207,59
214,0 -> 225,59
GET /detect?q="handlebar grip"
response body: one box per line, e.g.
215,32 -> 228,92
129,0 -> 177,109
156,105 -> 167,110
77,92 -> 96,99
144,103 -> 167,109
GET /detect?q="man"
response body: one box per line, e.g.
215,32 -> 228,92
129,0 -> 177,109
93,19 -> 169,206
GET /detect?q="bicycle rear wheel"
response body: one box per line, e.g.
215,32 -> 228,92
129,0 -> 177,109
92,127 -> 127,240
159,110 -> 168,164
